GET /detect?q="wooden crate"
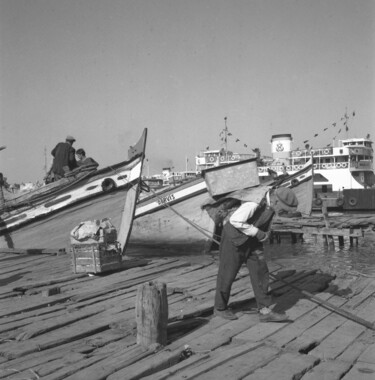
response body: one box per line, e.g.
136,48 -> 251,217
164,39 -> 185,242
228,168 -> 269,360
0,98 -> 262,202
71,243 -> 122,274
202,158 -> 259,197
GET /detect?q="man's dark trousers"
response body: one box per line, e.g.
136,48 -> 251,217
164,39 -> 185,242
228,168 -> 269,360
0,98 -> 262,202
214,223 -> 272,311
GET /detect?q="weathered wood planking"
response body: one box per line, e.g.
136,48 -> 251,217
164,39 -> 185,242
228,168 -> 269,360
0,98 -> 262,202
0,248 -> 374,379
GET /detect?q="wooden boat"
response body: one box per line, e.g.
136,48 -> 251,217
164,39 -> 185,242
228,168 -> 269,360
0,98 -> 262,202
0,129 -> 148,252
128,159 -> 314,253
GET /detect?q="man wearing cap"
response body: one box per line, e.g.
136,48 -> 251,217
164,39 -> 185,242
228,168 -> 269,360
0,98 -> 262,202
49,136 -> 78,181
213,187 -> 299,322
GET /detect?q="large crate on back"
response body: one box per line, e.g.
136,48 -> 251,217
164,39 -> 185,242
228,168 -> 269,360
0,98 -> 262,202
71,242 -> 121,274
202,158 -> 259,197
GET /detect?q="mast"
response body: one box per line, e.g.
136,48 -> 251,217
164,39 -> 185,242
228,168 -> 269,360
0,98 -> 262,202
43,146 -> 48,176
223,117 -> 228,152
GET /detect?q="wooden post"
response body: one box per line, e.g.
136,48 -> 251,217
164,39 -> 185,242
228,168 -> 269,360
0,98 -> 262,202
338,236 -> 344,246
291,233 -> 297,244
136,281 -> 168,348
322,202 -> 335,249
269,231 -> 274,244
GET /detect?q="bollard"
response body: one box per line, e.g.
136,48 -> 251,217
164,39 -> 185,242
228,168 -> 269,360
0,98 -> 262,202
135,281 -> 168,348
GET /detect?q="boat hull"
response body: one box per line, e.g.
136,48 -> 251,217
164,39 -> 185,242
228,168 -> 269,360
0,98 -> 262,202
0,129 -> 148,251
130,162 -> 314,254
0,189 -> 130,250
129,179 -> 215,253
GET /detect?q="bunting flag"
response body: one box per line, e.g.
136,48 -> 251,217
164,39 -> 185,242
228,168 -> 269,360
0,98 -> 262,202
295,110 -> 355,149
244,144 -> 247,147
235,138 -> 240,142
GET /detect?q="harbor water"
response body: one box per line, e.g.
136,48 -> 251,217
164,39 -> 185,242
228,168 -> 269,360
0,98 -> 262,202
264,210 -> 375,277
265,229 -> 375,277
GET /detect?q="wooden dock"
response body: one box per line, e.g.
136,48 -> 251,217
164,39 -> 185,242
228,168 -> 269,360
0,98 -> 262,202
0,248 -> 374,379
271,212 -> 375,248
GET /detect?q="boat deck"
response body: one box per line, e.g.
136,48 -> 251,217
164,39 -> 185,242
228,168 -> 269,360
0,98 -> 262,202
0,248 -> 374,380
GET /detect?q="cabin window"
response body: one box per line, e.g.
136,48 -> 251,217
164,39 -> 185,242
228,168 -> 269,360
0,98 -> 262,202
339,149 -> 343,154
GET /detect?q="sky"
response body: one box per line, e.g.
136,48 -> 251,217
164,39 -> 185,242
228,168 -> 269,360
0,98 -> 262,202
1,0 -> 374,183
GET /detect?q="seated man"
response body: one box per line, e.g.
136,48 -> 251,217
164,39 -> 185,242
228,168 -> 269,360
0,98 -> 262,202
75,149 -> 99,169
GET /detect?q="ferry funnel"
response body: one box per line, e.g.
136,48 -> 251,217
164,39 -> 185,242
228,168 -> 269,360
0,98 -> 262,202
270,134 -> 292,164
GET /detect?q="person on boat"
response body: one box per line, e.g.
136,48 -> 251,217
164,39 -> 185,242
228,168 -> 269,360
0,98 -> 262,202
75,149 -> 99,169
213,187 -> 298,322
48,135 -> 78,182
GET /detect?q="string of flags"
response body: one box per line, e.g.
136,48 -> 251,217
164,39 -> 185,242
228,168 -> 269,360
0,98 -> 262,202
204,110 -> 366,154
300,110 -> 356,150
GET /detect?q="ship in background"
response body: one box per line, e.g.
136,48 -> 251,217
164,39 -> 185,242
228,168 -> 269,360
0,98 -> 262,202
195,133 -> 375,210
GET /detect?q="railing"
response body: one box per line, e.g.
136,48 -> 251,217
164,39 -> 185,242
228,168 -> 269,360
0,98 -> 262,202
258,162 -> 351,174
291,148 -> 333,157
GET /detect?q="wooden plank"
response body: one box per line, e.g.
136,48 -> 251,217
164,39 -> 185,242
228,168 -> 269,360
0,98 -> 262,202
272,226 -> 363,237
357,343 -> 375,364
242,351 -> 319,380
266,293 -> 342,348
301,360 -> 356,380
168,345 -> 279,380
41,344 -> 151,380
308,297 -> 375,359
341,363 -> 375,380
141,352 -> 211,380
287,285 -> 375,355
0,248 -> 67,255
336,329 -> 374,363
108,342 -> 270,380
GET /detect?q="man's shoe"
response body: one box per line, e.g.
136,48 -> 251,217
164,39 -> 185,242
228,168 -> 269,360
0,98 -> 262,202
214,308 -> 238,320
259,311 -> 290,322
241,308 -> 258,314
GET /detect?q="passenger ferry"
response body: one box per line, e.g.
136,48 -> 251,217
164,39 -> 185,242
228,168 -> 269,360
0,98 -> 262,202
195,134 -> 375,209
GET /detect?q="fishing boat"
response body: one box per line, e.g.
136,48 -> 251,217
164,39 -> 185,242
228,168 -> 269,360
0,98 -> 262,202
195,134 -> 375,210
0,129 -> 148,251
128,158 -> 314,253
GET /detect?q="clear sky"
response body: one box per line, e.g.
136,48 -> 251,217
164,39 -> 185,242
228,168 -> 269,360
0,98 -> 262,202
1,0 -> 374,183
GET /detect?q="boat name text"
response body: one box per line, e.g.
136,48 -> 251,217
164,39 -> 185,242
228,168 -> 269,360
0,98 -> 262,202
157,194 -> 176,205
